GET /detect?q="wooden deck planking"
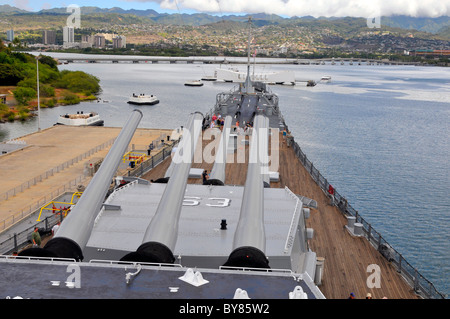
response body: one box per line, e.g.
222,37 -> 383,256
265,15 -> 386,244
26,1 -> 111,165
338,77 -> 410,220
275,133 -> 420,299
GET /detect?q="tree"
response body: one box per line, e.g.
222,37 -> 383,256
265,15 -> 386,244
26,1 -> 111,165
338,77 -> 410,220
39,55 -> 58,70
13,87 -> 36,105
12,37 -> 21,47
0,63 -> 25,85
55,70 -> 100,95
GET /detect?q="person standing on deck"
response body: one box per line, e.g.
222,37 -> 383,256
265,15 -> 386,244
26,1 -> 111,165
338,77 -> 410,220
202,170 -> 209,184
31,227 -> 41,247
52,222 -> 60,236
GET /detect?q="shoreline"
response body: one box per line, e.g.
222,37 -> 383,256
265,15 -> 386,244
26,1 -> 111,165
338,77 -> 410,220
0,85 -> 97,123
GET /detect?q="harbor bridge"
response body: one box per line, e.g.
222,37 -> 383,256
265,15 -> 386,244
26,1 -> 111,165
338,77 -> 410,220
51,54 -> 420,66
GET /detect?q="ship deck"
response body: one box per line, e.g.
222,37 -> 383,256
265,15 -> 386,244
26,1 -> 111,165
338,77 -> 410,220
0,125 -> 421,299
142,130 -> 421,300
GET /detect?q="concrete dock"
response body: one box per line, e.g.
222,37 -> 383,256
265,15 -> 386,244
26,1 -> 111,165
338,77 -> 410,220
0,125 -> 173,232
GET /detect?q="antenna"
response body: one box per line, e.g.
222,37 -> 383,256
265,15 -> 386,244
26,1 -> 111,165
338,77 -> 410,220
247,16 -> 252,75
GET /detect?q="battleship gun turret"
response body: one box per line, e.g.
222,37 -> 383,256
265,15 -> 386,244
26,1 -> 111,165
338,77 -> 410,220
223,114 -> 270,269
121,112 -> 204,264
207,115 -> 233,185
19,110 -> 143,261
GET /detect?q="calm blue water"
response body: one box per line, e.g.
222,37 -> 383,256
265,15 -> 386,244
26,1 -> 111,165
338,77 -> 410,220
1,55 -> 448,297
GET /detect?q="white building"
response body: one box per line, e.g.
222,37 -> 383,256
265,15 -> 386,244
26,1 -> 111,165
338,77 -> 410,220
63,26 -> 75,48
6,29 -> 14,41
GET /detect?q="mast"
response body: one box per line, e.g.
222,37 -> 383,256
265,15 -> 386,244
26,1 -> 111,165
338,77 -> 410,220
244,17 -> 254,94
247,16 -> 252,74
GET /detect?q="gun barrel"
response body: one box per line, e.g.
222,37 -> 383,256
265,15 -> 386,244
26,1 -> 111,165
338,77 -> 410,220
224,114 -> 270,269
208,115 -> 232,184
121,112 -> 204,263
19,110 -> 143,261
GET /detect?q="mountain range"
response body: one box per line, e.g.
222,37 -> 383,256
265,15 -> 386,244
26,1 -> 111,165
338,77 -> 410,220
0,5 -> 450,41
1,4 -> 449,35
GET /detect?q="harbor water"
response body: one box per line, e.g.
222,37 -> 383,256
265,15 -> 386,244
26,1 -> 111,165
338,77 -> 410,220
0,54 -> 448,297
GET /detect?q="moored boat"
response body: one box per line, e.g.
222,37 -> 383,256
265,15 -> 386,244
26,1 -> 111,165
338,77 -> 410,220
184,80 -> 204,87
201,74 -> 217,81
55,111 -> 104,126
127,93 -> 159,105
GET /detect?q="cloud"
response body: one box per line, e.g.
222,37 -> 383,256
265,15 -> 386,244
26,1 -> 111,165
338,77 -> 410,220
41,2 -> 53,10
13,0 -> 33,11
122,0 -> 450,17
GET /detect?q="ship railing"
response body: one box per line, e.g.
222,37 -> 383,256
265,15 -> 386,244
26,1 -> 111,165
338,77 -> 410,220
0,254 -> 76,263
0,212 -> 62,255
126,139 -> 180,178
88,259 -> 183,268
0,175 -> 85,233
289,135 -> 446,299
220,265 -> 292,274
284,186 -> 309,253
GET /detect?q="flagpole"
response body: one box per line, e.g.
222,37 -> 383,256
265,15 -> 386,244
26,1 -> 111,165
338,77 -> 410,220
36,55 -> 41,132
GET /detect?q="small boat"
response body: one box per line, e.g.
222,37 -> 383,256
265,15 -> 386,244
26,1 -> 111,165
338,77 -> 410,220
55,111 -> 104,126
184,80 -> 204,87
92,98 -> 110,103
321,76 -> 332,82
201,75 -> 217,81
127,94 -> 159,105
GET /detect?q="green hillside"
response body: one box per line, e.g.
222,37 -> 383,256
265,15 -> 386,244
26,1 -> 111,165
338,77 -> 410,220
0,39 -> 100,121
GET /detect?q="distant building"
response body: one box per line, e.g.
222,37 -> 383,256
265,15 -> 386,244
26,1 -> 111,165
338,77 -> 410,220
98,33 -> 116,41
93,35 -> 106,48
63,26 -> 75,48
80,35 -> 93,48
113,35 -> 126,49
409,49 -> 450,57
81,35 -> 93,44
42,30 -> 56,45
6,29 -> 14,41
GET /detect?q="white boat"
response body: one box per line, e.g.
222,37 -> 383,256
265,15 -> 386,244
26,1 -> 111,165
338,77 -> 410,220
184,80 -> 204,87
56,111 -> 104,126
127,94 -> 159,105
201,75 -> 217,81
215,68 -> 296,85
321,76 -> 332,82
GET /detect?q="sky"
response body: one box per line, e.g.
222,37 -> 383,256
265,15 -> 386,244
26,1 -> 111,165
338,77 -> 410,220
2,0 -> 450,18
